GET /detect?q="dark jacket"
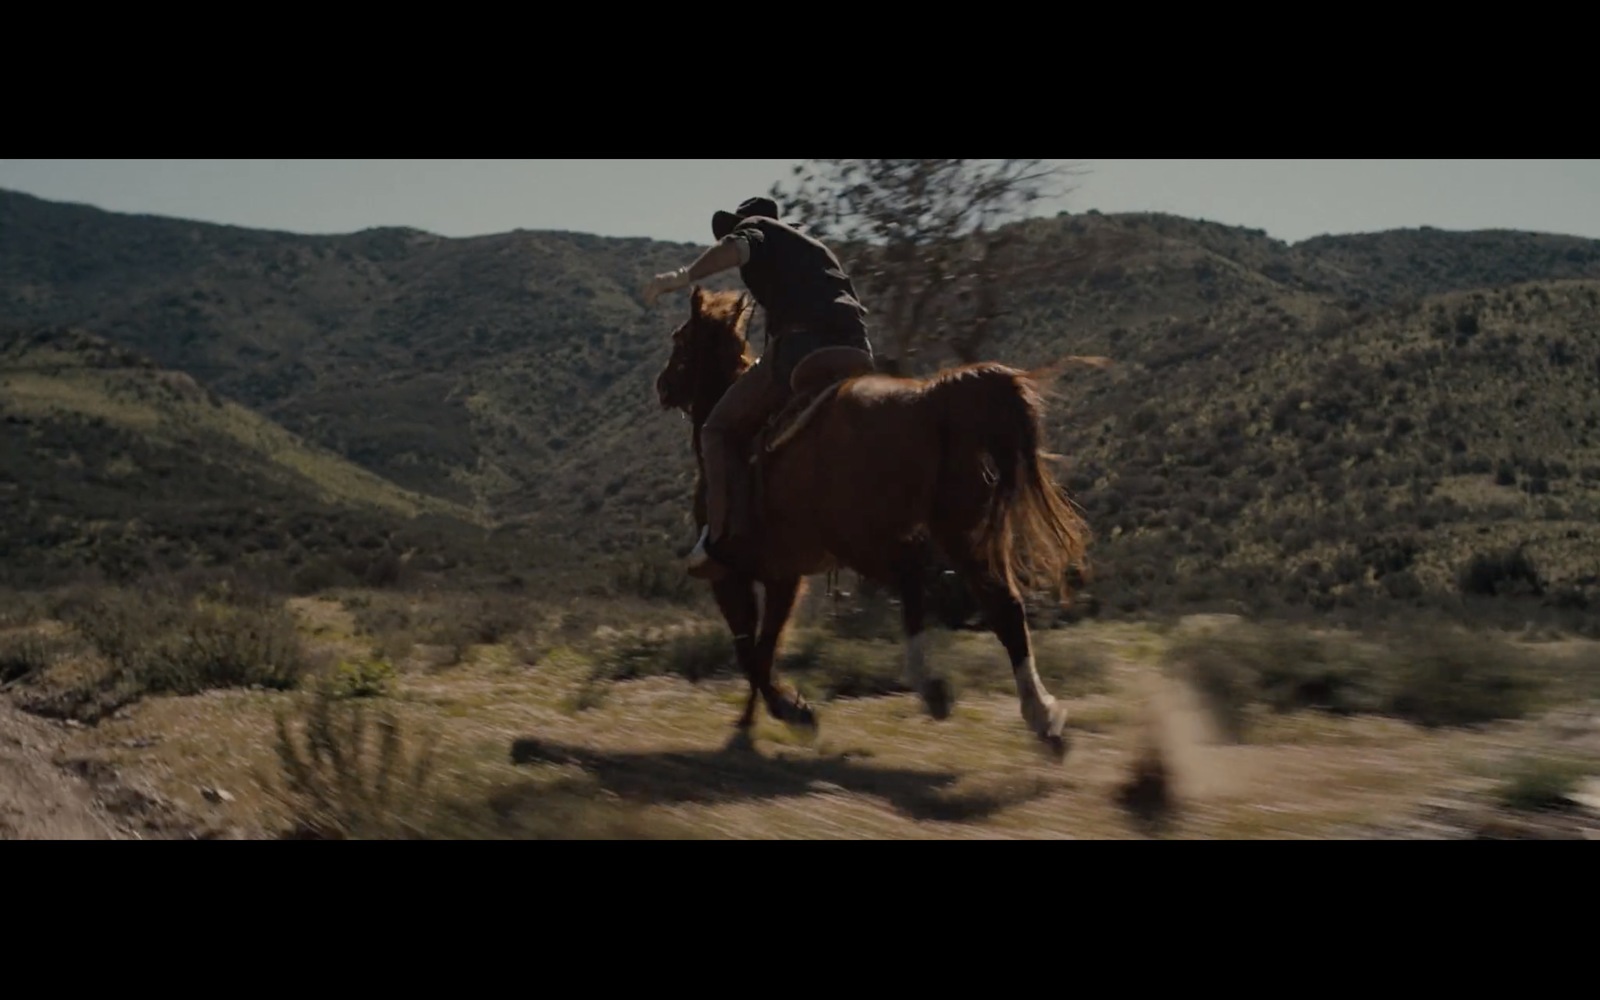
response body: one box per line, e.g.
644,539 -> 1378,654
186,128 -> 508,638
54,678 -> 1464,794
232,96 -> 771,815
725,217 -> 871,347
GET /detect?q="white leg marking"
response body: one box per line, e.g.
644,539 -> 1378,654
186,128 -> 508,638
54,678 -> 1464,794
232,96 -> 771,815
1013,655 -> 1047,704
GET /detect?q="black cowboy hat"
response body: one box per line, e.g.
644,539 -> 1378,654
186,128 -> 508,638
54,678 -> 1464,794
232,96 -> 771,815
712,196 -> 802,240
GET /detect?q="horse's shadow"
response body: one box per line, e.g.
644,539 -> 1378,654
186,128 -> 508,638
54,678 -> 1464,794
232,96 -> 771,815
508,730 -> 1066,824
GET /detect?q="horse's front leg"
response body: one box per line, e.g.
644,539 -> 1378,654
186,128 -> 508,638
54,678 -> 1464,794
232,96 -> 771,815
896,544 -> 953,721
710,574 -> 762,729
754,576 -> 816,732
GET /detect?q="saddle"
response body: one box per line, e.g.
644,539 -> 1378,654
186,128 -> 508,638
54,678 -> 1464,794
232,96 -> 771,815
754,346 -> 877,459
726,346 -> 875,576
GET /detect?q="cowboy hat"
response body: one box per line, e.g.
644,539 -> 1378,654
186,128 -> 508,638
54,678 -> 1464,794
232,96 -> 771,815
711,196 -> 804,240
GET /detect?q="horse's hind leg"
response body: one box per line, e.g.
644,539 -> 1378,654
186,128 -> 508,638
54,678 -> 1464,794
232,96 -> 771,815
754,576 -> 817,731
710,574 -> 762,729
897,543 -> 952,721
942,544 -> 1069,760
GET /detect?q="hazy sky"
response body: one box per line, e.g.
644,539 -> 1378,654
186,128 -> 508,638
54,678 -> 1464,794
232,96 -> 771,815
3,159 -> 1597,246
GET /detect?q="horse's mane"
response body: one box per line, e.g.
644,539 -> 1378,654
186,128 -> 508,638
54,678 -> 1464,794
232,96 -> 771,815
693,287 -> 756,373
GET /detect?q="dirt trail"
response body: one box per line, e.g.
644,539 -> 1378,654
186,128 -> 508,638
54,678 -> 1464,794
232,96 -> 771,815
0,700 -> 126,839
0,699 -> 207,840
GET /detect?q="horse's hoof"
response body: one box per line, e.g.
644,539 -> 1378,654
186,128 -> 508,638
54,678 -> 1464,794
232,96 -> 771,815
1039,730 -> 1070,762
1041,703 -> 1071,761
921,678 -> 954,721
774,696 -> 820,734
791,702 -> 820,733
1046,701 -> 1070,739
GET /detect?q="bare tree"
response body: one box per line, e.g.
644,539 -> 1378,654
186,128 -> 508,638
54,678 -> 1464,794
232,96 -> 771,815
769,159 -> 1083,375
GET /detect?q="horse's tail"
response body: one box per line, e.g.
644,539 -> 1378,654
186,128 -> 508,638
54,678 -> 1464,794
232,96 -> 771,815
926,359 -> 1105,602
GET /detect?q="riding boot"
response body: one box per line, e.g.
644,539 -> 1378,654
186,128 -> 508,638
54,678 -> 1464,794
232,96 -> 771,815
700,437 -> 761,578
687,433 -> 746,580
689,351 -> 786,580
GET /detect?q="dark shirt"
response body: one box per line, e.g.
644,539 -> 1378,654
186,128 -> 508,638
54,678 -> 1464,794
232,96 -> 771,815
726,217 -> 869,342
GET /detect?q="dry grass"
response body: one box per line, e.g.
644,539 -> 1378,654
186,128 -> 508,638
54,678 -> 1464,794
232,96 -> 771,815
5,587 -> 1595,840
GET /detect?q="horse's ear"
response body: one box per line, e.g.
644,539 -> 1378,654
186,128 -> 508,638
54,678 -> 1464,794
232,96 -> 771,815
689,285 -> 704,315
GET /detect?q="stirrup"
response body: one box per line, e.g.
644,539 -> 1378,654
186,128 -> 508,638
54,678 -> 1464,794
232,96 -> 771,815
686,525 -> 712,563
686,527 -> 730,579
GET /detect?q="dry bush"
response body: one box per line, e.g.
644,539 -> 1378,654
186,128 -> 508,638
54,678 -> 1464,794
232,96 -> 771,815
344,587 -> 539,667
270,689 -> 440,839
65,587 -> 309,695
0,588 -> 52,630
1169,619 -> 1549,741
1494,754 -> 1594,813
570,623 -> 735,710
608,550 -> 698,604
0,628 -> 79,685
18,584 -> 311,722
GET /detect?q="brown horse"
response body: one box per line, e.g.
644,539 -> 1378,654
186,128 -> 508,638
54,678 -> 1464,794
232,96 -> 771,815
654,286 -> 1100,760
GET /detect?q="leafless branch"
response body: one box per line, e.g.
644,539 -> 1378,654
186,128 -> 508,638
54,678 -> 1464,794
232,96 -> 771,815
770,159 -> 1084,373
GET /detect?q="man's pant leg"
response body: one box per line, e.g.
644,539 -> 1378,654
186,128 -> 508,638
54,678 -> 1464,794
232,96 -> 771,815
701,357 -> 787,546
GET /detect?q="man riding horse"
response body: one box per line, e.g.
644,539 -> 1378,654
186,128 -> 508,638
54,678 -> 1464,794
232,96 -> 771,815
641,196 -> 875,581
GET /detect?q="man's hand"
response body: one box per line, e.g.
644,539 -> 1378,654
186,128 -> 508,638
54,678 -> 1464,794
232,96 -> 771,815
641,238 -> 749,307
641,267 -> 691,307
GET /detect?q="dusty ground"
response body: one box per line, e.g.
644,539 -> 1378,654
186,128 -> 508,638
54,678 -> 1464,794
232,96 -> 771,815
0,702 -> 124,839
4,596 -> 1599,840
0,698 -> 214,839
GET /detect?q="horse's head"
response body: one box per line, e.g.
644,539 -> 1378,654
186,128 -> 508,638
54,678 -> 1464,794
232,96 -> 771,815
654,285 -> 756,413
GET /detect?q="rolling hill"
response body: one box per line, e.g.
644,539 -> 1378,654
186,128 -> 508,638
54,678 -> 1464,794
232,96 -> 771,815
0,326 -> 559,591
1,187 -> 717,518
4,186 -> 1599,625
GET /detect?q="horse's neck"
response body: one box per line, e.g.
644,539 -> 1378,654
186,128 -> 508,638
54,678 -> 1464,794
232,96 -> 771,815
688,365 -> 745,429
689,393 -> 721,431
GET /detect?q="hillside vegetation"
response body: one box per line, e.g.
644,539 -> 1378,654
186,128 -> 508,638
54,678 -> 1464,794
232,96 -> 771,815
4,188 -> 1600,627
1,188 -> 716,521
0,327 -> 563,592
